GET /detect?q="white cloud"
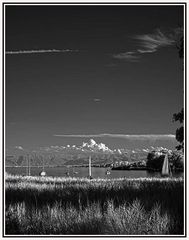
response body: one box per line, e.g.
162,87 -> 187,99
93,98 -> 101,102
89,139 -> 96,146
38,139 -> 113,154
134,29 -> 176,53
82,139 -> 113,153
142,149 -> 149,152
113,27 -> 183,62
117,149 -> 122,154
54,133 -> 175,140
15,146 -> 24,150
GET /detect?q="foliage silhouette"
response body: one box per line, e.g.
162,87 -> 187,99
173,35 -> 184,151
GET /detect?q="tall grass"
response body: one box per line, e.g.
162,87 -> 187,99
5,174 -> 184,235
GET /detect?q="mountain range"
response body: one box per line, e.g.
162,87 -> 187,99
6,137 -> 177,166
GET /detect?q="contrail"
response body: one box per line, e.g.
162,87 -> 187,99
6,49 -> 79,55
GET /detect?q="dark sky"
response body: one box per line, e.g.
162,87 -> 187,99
5,4 -> 184,149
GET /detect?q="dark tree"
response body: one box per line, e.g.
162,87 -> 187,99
146,151 -> 165,171
177,36 -> 184,59
173,34 -> 184,151
16,155 -> 24,166
173,108 -> 184,150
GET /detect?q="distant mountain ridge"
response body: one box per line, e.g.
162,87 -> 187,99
6,137 -> 177,167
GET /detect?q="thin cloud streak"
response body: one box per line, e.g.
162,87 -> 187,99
137,48 -> 156,54
93,98 -> 101,102
54,133 -> 175,139
6,49 -> 79,55
113,51 -> 140,62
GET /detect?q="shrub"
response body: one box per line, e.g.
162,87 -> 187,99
146,151 -> 165,171
146,150 -> 184,172
169,152 -> 184,171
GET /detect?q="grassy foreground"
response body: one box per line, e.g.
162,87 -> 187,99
5,174 -> 184,235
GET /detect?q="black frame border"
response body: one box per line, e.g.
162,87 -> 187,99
2,2 -> 187,238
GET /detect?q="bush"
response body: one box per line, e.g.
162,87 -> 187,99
146,151 -> 165,171
169,152 -> 184,171
146,150 -> 184,172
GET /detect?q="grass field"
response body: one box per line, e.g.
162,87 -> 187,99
5,174 -> 184,235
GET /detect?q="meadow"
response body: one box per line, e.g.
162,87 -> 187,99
5,174 -> 184,235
